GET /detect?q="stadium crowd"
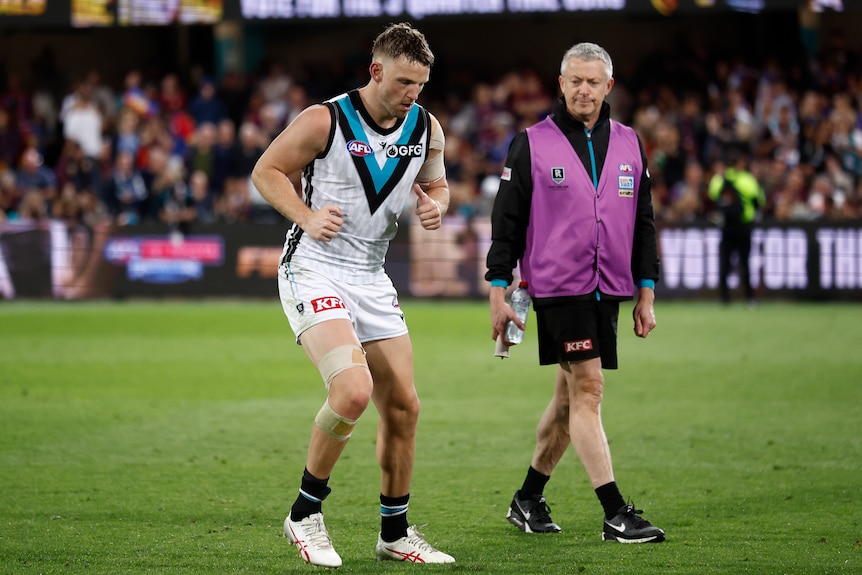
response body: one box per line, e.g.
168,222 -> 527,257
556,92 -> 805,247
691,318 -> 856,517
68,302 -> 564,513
1,28 -> 861,229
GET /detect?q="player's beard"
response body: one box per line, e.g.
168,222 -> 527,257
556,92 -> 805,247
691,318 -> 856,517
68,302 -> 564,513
378,86 -> 414,120
386,98 -> 413,120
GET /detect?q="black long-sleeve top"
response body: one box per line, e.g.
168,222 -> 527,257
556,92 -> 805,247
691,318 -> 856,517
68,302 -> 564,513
485,97 -> 660,301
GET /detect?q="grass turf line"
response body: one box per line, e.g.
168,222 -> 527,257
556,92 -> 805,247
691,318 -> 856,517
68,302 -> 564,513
0,300 -> 860,574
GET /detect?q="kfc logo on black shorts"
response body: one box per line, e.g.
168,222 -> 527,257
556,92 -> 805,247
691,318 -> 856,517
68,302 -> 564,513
564,339 -> 593,353
311,296 -> 347,313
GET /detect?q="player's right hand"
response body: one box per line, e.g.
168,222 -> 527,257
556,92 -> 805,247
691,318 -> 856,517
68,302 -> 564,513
303,205 -> 343,242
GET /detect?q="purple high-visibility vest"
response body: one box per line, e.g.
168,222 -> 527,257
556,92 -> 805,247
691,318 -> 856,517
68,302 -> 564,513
521,117 -> 643,298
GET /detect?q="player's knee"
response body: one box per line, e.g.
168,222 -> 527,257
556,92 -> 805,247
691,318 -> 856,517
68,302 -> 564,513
577,378 -> 604,408
314,398 -> 359,441
316,344 -> 369,390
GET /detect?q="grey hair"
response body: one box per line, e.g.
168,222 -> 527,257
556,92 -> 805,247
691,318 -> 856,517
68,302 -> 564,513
560,43 -> 613,80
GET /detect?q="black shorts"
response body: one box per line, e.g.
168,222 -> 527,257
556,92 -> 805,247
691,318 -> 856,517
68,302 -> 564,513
534,299 -> 620,369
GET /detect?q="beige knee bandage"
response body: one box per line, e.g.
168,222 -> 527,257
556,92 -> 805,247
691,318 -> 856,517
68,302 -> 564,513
316,345 -> 367,389
314,399 -> 358,441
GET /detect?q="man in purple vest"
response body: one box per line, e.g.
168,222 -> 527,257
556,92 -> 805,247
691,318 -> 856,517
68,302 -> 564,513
486,42 -> 664,543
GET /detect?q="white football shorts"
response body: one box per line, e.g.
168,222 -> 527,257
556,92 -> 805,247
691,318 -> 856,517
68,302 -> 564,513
278,263 -> 407,344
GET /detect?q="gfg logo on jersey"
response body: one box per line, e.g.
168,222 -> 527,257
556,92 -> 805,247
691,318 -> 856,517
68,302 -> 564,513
311,296 -> 347,313
385,143 -> 424,158
347,140 -> 373,157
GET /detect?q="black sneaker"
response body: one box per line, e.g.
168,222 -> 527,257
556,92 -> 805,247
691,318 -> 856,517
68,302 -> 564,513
602,503 -> 665,543
506,492 -> 562,533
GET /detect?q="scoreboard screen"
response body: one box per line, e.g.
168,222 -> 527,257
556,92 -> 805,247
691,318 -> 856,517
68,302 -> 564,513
0,0 -> 846,27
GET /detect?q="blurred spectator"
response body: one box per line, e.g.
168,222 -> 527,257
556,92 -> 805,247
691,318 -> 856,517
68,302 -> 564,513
665,161 -> 706,224
137,115 -> 175,170
152,157 -> 194,235
258,101 -> 286,142
477,111 -> 515,178
159,73 -> 187,117
0,73 -> 32,131
756,99 -> 800,167
16,189 -> 49,221
184,121 -> 217,184
83,69 -> 117,128
772,166 -> 810,221
189,77 -> 226,126
0,107 -> 23,172
113,108 -> 142,159
54,138 -> 98,193
101,149 -> 148,225
219,70 -> 251,126
158,73 -> 196,155
62,71 -> 114,128
61,85 -> 104,162
807,173 -> 841,220
52,181 -> 85,225
15,147 -> 57,204
677,92 -> 708,164
797,89 -> 828,167
256,60 -> 292,127
651,119 -> 688,191
705,84 -> 756,164
822,151 -> 854,195
828,92 -> 862,182
211,118 -> 236,195
121,69 -> 159,119
507,68 -> 553,125
217,171 -> 252,223
188,169 -> 217,224
140,143 -> 172,203
0,169 -> 20,219
229,121 -> 264,193
284,84 -> 309,126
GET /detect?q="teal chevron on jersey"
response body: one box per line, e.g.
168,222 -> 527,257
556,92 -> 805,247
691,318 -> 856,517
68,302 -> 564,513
335,94 -> 421,194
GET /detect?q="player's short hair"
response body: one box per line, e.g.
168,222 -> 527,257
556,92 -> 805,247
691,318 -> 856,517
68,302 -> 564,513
372,22 -> 435,68
560,42 -> 613,80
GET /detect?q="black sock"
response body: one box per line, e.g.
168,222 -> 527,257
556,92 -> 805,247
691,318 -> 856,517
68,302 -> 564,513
518,466 -> 551,500
290,468 -> 331,521
380,493 -> 409,542
595,481 -> 626,519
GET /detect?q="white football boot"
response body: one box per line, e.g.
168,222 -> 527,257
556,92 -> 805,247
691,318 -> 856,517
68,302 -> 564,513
284,513 -> 342,568
375,525 -> 455,563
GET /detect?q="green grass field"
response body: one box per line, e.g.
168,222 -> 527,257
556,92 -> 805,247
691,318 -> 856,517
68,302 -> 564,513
1,299 -> 861,574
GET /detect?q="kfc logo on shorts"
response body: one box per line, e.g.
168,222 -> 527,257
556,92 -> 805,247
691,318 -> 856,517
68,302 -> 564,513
564,339 -> 594,352
311,296 -> 347,313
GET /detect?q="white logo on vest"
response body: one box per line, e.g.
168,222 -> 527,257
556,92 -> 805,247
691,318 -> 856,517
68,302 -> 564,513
551,167 -> 565,184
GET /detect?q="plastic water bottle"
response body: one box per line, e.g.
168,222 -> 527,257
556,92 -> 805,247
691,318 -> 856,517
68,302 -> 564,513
505,281 -> 530,344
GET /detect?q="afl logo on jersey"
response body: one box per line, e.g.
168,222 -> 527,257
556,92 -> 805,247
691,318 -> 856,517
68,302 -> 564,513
347,140 -> 374,157
385,143 -> 424,158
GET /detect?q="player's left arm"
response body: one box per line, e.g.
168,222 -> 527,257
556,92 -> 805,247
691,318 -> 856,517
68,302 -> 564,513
413,113 -> 450,230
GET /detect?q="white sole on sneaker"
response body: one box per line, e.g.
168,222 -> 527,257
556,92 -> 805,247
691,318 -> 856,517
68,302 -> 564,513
284,514 -> 343,568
